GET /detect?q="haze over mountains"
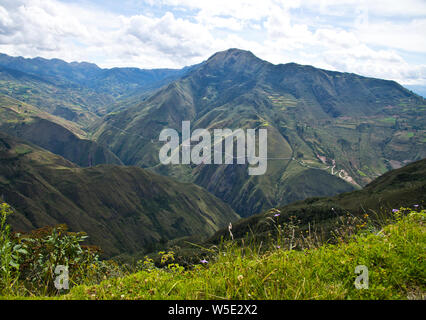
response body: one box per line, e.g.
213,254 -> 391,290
0,48 -> 424,256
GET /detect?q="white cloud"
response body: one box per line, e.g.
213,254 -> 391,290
354,19 -> 426,53
315,29 -> 360,49
0,0 -> 424,85
321,45 -> 425,83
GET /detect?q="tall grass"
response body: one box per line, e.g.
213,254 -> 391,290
2,203 -> 424,300
67,207 -> 425,300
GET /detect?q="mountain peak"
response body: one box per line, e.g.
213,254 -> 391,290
198,48 -> 268,75
207,48 -> 260,63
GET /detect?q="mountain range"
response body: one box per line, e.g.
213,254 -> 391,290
91,49 -> 426,216
0,48 -> 424,257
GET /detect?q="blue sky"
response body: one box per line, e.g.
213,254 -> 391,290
0,0 -> 425,90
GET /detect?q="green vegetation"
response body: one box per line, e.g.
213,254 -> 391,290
2,205 -> 423,300
0,94 -> 84,136
357,169 -> 367,177
69,208 -> 424,300
0,49 -> 425,300
0,71 -> 101,127
0,203 -> 21,295
0,151 -> 424,300
92,49 -> 426,216
379,117 -> 396,124
0,133 -> 239,258
208,158 -> 426,245
1,49 -> 425,217
13,145 -> 32,155
0,94 -> 122,167
0,202 -> 126,296
0,53 -> 191,119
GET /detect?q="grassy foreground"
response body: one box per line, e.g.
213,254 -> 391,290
65,209 -> 425,300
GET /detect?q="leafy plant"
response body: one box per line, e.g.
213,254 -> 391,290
14,224 -> 101,295
0,202 -> 127,296
0,202 -> 25,294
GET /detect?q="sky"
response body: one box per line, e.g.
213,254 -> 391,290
0,0 -> 425,88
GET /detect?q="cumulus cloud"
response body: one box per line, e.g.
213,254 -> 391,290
0,0 -> 424,85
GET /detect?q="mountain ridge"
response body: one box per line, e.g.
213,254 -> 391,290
0,52 -> 197,123
92,48 -> 425,216
0,48 -> 424,217
207,157 -> 426,244
0,132 -> 239,257
0,94 -> 122,167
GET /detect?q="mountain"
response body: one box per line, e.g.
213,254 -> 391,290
0,64 -> 103,126
92,48 -> 426,216
0,94 -> 122,167
0,53 -> 192,97
0,132 -> 239,257
0,53 -> 195,122
207,158 -> 426,244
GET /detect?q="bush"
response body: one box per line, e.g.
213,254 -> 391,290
0,203 -> 26,294
0,202 -> 126,296
14,224 -> 101,295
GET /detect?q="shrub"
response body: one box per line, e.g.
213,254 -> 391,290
0,203 -> 26,294
0,202 -> 124,296
14,224 -> 101,295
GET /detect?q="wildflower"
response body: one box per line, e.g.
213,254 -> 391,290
274,213 -> 280,217
414,205 -> 419,208
200,259 -> 208,264
392,209 -> 399,213
276,245 -> 281,249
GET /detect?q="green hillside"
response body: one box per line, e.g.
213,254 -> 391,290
0,53 -> 194,121
0,94 -> 122,167
208,158 -> 426,244
1,160 -> 424,299
93,49 -> 426,216
63,208 -> 426,300
0,49 -> 424,301
0,132 -> 239,257
0,65 -> 102,126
